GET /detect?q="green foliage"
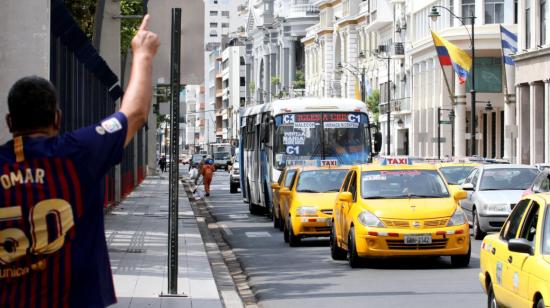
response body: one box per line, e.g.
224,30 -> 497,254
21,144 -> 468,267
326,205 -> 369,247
293,69 -> 305,89
366,89 -> 380,123
64,0 -> 97,39
248,81 -> 256,93
121,0 -> 144,56
271,76 -> 281,86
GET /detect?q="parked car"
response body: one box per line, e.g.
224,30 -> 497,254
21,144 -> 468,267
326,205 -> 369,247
190,154 -> 205,169
523,169 -> 550,197
534,163 -> 550,172
229,160 -> 240,193
460,164 -> 539,240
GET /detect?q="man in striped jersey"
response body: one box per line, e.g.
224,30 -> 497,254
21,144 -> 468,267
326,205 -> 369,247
0,15 -> 159,307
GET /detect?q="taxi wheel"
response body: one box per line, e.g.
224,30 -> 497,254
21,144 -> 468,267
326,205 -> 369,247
278,215 -> 284,232
273,208 -> 280,229
283,218 -> 290,243
473,208 -> 486,240
330,224 -> 347,260
347,226 -> 362,268
536,298 -> 545,308
288,218 -> 301,247
451,242 -> 471,268
487,281 -> 498,308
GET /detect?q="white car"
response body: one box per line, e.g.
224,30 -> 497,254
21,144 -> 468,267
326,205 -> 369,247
229,161 -> 240,193
460,164 -> 539,239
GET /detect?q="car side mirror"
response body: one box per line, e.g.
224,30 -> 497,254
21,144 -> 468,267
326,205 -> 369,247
338,192 -> 353,203
280,187 -> 291,196
271,183 -> 281,190
508,238 -> 533,255
453,190 -> 467,201
461,183 -> 474,191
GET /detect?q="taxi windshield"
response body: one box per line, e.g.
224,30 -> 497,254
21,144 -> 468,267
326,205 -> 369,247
439,166 -> 476,185
544,206 -> 550,255
296,169 -> 348,193
480,168 -> 539,191
361,170 -> 450,199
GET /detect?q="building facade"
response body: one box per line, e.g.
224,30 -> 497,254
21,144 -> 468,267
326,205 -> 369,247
221,43 -> 247,143
514,0 -> 550,164
245,0 -> 319,105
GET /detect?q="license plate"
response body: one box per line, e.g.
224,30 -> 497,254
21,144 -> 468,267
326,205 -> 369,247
404,234 -> 432,244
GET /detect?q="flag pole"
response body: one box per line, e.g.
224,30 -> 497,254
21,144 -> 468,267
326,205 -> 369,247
499,25 -> 509,97
431,31 -> 455,105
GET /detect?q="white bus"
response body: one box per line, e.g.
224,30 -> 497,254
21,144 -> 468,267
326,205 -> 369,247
239,97 -> 381,215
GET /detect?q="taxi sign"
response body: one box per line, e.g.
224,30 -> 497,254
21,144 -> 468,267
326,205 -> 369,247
380,156 -> 413,166
320,159 -> 338,167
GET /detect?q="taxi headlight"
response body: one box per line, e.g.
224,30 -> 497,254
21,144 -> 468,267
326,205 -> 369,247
296,206 -> 317,216
357,210 -> 385,228
485,203 -> 509,213
447,207 -> 467,226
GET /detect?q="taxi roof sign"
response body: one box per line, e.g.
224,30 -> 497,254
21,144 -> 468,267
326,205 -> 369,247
380,156 -> 413,166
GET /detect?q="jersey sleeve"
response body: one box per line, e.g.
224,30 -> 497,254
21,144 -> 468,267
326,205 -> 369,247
65,112 -> 128,180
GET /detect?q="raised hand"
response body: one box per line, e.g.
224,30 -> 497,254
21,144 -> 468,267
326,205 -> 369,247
131,15 -> 160,58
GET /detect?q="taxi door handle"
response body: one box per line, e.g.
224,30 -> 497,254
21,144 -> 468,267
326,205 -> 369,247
491,248 -> 496,255
508,256 -> 513,264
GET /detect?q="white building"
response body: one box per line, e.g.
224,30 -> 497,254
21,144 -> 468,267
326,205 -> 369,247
221,42 -> 247,143
303,0 -> 407,155
204,0 -> 247,147
184,85 -> 200,153
514,0 -> 550,164
407,0 -> 517,159
245,0 -> 319,105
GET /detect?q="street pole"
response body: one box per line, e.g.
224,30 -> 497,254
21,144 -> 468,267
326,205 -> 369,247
165,8 -> 185,297
386,57 -> 391,155
437,107 -> 441,159
470,16 -> 476,156
361,67 -> 366,104
451,114 -> 455,157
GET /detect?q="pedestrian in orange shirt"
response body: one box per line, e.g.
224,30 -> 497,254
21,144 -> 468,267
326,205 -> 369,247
202,158 -> 216,196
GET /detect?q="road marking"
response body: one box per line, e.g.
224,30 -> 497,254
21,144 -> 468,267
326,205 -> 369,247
220,224 -> 233,236
245,232 -> 271,238
228,214 -> 249,219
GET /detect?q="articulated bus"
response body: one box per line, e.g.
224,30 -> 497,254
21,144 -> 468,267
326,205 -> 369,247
239,97 -> 381,215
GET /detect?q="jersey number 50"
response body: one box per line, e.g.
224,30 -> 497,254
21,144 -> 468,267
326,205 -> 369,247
0,199 -> 74,264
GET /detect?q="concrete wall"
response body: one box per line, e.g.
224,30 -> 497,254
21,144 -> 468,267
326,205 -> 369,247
0,0 -> 51,144
149,0 -> 205,85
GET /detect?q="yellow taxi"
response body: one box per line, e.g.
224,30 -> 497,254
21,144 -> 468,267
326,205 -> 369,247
330,157 -> 470,268
277,165 -> 349,246
271,167 -> 298,231
479,193 -> 550,308
437,161 -> 479,190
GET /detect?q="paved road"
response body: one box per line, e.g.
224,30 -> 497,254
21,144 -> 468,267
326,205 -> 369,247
204,171 -> 486,308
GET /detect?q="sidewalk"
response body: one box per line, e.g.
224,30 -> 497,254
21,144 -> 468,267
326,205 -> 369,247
104,175 -> 223,308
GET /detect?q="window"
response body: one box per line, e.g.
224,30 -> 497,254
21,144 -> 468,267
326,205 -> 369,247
210,22 -> 218,28
348,172 -> 357,201
519,202 -> 540,242
285,170 -> 297,188
209,10 -> 218,16
485,0 -> 504,24
501,199 -> 530,241
543,206 -> 550,254
541,0 -> 547,46
240,57 -> 245,65
240,77 -> 246,86
526,0 -> 532,49
466,57 -> 503,93
222,11 -> 230,17
462,0 -> 475,24
222,23 -> 229,28
341,171 -> 353,193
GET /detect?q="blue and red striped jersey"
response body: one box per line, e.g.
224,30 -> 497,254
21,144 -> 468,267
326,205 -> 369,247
0,112 -> 128,307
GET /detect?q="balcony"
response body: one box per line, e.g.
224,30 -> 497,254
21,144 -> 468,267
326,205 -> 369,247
289,1 -> 319,18
216,90 -> 223,98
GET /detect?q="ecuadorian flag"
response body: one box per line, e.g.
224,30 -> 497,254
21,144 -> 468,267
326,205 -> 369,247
431,31 -> 472,84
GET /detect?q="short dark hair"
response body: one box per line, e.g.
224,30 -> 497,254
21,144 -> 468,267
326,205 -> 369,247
7,76 -> 58,132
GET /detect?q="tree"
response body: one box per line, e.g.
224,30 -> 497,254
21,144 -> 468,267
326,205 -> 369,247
292,69 -> 305,89
366,89 -> 380,123
120,0 -> 144,56
64,0 -> 97,39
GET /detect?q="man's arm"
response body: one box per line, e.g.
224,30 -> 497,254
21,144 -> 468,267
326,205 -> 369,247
119,15 -> 160,147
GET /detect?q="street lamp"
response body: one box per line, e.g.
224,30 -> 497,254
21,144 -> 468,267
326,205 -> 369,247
437,107 -> 456,159
429,6 -> 477,156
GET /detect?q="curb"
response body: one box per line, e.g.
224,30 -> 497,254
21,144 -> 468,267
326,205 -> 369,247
182,180 -> 258,308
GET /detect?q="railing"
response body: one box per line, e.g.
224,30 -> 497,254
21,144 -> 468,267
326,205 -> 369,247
50,0 -> 146,205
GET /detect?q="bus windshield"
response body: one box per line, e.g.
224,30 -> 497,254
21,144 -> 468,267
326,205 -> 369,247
273,112 -> 370,169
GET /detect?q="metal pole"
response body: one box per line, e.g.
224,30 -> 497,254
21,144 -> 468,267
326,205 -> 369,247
386,57 -> 391,155
451,114 -> 455,156
167,7 -> 182,296
361,67 -> 366,104
470,16 -> 476,156
438,107 -> 441,159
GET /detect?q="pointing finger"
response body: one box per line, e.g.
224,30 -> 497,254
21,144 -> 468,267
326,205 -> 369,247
139,14 -> 150,31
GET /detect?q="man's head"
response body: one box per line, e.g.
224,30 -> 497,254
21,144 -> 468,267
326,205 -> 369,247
6,76 -> 60,136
